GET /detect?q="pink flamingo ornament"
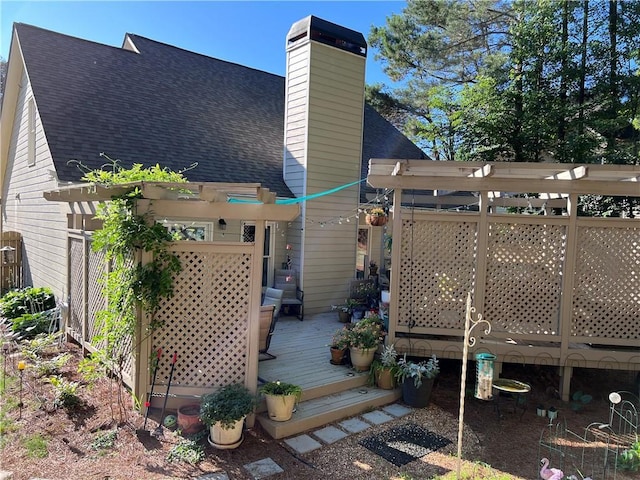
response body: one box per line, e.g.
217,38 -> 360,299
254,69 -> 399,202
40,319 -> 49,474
540,458 -> 564,480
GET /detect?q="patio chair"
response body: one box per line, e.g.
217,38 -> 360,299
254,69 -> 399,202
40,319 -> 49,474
258,304 -> 277,361
274,269 -> 304,321
262,287 -> 284,321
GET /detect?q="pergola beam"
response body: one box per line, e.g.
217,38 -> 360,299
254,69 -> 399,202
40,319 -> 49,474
368,160 -> 640,197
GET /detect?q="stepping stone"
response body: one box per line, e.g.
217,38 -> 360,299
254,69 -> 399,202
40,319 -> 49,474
361,410 -> 394,425
284,434 -> 322,454
243,458 -> 284,479
339,417 -> 371,433
312,426 -> 348,444
194,474 -> 229,480
383,403 -> 413,418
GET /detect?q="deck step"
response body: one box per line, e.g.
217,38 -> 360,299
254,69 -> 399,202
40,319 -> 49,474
256,386 -> 402,439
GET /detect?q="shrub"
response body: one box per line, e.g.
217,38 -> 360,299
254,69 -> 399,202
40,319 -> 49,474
10,312 -> 53,339
0,287 -> 56,319
48,375 -> 81,409
167,439 -> 204,464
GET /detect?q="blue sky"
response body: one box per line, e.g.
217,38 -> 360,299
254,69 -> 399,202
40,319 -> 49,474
1,1 -> 406,85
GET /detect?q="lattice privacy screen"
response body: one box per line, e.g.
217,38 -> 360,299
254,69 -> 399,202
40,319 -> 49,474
152,250 -> 253,388
484,223 -> 566,335
397,218 -> 477,328
572,225 -> 640,339
68,238 -> 84,342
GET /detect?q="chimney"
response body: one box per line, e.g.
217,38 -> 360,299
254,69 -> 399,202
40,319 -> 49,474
284,16 -> 367,314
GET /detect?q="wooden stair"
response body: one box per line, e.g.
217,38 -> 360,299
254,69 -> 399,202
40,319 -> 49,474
256,313 -> 402,439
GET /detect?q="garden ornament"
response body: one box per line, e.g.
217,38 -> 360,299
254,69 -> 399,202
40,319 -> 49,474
539,458 -> 563,480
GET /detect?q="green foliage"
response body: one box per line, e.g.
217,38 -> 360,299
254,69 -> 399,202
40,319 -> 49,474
200,383 -> 257,429
0,287 -> 56,319
395,353 -> 440,388
330,326 -> 350,350
90,429 -> 117,450
10,312 -> 52,339
30,353 -> 71,377
346,316 -> 385,350
166,439 -> 204,464
259,381 -> 302,401
78,353 -> 107,385
617,440 -> 640,471
23,433 -> 48,458
48,375 -> 81,409
81,160 -> 186,368
368,0 -> 640,214
20,332 -> 63,358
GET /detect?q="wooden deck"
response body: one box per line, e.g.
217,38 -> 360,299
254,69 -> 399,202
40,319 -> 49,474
256,312 -> 401,439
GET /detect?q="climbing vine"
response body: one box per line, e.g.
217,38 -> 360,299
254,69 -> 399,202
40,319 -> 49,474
72,155 -> 191,421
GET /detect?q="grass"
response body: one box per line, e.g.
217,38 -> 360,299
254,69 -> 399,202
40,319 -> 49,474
23,433 -> 48,458
432,461 -> 515,479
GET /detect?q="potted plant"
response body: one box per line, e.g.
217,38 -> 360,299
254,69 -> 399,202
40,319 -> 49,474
347,316 -> 384,372
200,383 -> 257,449
368,343 -> 398,390
395,353 -> 439,407
329,327 -> 350,365
331,298 -> 359,323
259,380 -> 302,422
365,207 -> 388,226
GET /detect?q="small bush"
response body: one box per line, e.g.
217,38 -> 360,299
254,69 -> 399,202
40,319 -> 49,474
48,375 -> 81,409
91,429 -> 117,450
166,439 -> 204,465
10,312 -> 53,339
0,287 -> 56,319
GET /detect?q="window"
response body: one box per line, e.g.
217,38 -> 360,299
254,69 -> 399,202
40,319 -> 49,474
242,222 -> 274,287
161,220 -> 213,241
27,98 -> 36,166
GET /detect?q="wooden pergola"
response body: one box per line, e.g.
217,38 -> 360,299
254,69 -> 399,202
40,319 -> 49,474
368,160 -> 640,400
46,181 -> 299,420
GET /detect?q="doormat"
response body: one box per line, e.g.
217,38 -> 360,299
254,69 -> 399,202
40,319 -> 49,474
358,423 -> 452,467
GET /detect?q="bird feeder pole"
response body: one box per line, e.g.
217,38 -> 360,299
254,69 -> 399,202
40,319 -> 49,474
456,292 -> 491,478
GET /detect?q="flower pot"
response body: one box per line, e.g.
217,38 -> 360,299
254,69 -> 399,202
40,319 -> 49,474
349,346 -> 376,372
177,404 -> 204,435
548,407 -> 558,420
366,214 -> 388,226
338,310 -> 351,323
376,368 -> 396,390
264,393 -> 297,422
208,417 -> 245,449
402,377 -> 435,408
536,405 -> 546,417
330,347 -> 347,365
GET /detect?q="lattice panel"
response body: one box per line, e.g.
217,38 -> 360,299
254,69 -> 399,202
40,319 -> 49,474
86,246 -> 107,343
572,226 -> 640,339
152,251 -> 253,388
68,238 -> 84,339
484,223 -> 566,334
397,219 -> 477,328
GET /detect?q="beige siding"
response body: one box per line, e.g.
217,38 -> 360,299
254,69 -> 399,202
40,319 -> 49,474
3,71 -> 68,299
285,35 -> 366,313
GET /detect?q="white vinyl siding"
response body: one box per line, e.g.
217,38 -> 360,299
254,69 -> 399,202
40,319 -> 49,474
27,97 -> 36,166
3,71 -> 68,299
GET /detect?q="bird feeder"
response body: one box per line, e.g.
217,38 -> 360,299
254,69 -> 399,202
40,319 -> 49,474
474,352 -> 496,400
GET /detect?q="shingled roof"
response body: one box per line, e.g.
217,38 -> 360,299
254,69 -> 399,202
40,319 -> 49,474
12,23 -> 427,200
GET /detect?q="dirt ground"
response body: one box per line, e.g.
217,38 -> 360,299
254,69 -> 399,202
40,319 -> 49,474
2,340 -> 639,480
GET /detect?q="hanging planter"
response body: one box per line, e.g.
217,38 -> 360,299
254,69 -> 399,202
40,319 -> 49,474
365,207 -> 388,226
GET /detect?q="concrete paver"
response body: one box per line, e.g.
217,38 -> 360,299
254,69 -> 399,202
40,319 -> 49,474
338,417 -> 371,433
383,403 -> 413,418
284,434 -> 323,454
312,425 -> 348,444
361,410 -> 394,425
194,473 -> 230,480
243,458 -> 284,479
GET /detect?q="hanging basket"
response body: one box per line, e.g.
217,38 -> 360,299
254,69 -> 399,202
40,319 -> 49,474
366,214 -> 388,226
